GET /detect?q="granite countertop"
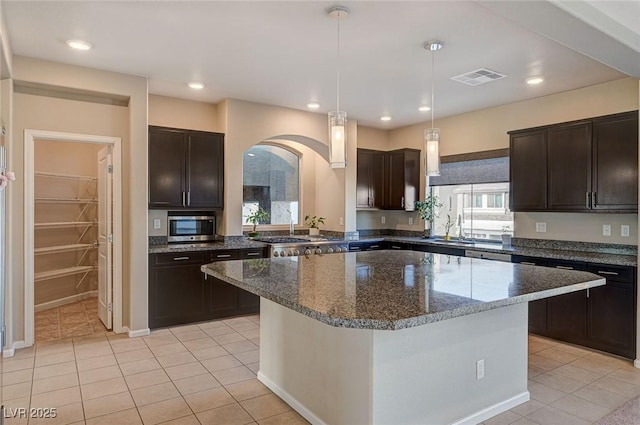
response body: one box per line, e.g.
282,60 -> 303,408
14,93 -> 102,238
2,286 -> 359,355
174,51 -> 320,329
149,240 -> 267,253
364,236 -> 638,267
201,250 -> 604,330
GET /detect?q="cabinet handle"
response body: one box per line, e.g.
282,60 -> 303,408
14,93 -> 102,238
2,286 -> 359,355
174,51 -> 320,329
401,197 -> 405,208
555,265 -> 574,270
370,245 -> 380,249
597,270 -> 618,276
173,256 -> 190,261
521,262 -> 537,266
391,245 -> 402,249
245,252 -> 261,256
187,191 -> 191,206
350,246 -> 361,251
592,192 -> 597,207
585,192 -> 590,208
182,191 -> 186,207
215,254 -> 232,258
587,288 -> 589,298
371,196 -> 374,207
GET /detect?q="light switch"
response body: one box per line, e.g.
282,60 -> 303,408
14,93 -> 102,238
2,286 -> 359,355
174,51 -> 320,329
621,225 -> 630,237
408,217 -> 413,225
602,224 -> 611,237
381,216 -> 386,224
339,217 -> 344,226
153,219 -> 161,229
535,222 -> 546,233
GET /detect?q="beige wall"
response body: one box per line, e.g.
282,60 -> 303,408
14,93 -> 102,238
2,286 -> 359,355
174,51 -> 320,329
222,99 -> 357,235
357,126 -> 389,151
9,56 -> 148,346
372,77 -> 640,242
149,94 -> 219,132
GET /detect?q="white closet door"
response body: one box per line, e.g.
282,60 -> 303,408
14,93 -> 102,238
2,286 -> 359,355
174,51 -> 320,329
97,146 -> 112,329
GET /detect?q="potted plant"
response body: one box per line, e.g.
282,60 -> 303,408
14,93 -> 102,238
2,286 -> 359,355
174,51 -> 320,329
443,214 -> 454,241
245,206 -> 270,238
414,194 -> 443,238
304,215 -> 325,236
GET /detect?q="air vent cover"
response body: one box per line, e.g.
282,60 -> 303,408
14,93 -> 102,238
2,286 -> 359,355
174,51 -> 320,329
451,68 -> 506,86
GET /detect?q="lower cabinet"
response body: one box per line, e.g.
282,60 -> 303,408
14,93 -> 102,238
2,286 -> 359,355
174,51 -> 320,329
149,247 -> 265,329
513,255 -> 636,359
348,241 -> 384,251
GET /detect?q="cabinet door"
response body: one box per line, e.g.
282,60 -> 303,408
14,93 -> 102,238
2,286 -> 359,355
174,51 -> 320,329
512,256 -> 549,335
592,111 -> 638,211
149,127 -> 186,208
356,150 -> 373,208
149,253 -> 208,328
586,264 -> 636,359
370,152 -> 385,209
384,151 -> 405,209
187,131 -> 224,208
545,260 -> 588,343
509,129 -> 547,211
547,121 -> 592,211
403,149 -> 420,211
210,278 -> 239,318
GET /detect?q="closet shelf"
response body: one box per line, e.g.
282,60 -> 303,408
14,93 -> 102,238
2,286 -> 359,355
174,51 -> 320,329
35,197 -> 97,204
35,221 -> 97,229
35,243 -> 97,255
35,171 -> 97,181
34,266 -> 95,282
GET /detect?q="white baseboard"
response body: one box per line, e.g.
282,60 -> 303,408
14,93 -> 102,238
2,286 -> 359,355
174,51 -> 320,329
128,328 -> 150,338
3,340 -> 27,358
259,370 -> 528,425
258,371 -> 327,425
451,391 -> 530,425
634,359 -> 640,369
35,291 -> 98,312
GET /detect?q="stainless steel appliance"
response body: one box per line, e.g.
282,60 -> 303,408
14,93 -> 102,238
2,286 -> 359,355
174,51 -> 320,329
167,212 -> 216,243
255,236 -> 349,257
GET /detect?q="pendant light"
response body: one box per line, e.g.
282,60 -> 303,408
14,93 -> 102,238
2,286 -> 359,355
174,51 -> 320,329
328,6 -> 349,169
424,40 -> 443,176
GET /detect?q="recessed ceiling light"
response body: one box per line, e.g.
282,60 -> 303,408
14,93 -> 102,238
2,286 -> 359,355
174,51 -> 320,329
188,82 -> 204,90
247,153 -> 255,157
419,106 -> 431,112
380,116 -> 392,122
526,77 -> 544,85
66,39 -> 92,50
307,102 -> 320,110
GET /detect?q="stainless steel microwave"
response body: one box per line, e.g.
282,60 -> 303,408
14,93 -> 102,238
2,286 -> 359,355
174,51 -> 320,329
167,213 -> 216,243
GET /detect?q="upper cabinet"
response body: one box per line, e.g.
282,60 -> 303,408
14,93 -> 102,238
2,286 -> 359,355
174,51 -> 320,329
356,148 -> 421,211
149,126 -> 224,209
356,149 -> 385,209
509,110 -> 638,213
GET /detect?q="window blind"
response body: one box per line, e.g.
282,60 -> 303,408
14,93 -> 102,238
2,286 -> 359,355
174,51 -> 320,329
428,156 -> 509,186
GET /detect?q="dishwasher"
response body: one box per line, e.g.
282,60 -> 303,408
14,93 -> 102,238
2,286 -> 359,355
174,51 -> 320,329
465,249 -> 512,262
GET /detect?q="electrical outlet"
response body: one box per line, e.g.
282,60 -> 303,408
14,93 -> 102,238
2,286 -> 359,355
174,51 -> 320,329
621,225 -> 630,237
153,219 -> 161,229
476,359 -> 485,380
381,216 -> 386,224
408,217 -> 413,225
535,222 -> 546,233
603,224 -> 611,237
339,217 -> 344,226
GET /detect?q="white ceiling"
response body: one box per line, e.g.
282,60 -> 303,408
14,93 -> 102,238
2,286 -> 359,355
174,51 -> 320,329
2,1 -> 638,129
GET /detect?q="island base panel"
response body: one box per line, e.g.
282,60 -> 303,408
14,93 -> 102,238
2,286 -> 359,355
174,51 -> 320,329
258,299 -> 530,425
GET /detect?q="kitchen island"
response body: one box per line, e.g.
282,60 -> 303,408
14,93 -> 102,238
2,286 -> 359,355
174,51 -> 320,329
202,251 -> 605,425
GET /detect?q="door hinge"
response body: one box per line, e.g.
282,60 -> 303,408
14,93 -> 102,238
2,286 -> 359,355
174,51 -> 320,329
107,164 -> 113,174
1,324 -> 5,350
108,302 -> 113,312
108,234 -> 113,243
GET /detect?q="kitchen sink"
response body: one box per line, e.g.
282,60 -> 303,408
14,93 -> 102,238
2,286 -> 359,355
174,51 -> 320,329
432,238 -> 475,245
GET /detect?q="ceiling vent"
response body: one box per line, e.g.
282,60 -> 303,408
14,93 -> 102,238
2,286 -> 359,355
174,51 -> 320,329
451,68 -> 506,86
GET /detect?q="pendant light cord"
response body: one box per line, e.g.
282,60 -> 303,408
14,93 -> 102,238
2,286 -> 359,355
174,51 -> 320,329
337,11 -> 341,113
430,50 -> 435,129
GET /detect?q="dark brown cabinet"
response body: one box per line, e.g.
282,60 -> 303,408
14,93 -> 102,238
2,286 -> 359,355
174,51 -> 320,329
356,149 -> 385,208
513,255 -> 636,359
149,126 -> 224,209
356,148 -> 421,211
509,129 -> 547,211
509,110 -> 638,213
384,149 -> 421,211
149,247 -> 265,329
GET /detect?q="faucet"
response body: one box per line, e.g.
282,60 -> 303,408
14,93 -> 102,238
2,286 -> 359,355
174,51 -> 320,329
288,208 -> 294,236
457,214 -> 464,241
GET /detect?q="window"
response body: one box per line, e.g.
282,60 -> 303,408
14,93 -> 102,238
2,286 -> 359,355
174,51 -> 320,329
242,144 -> 300,226
430,182 -> 513,241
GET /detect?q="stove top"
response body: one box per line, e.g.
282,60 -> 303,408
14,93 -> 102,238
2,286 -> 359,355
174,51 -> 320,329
254,236 -> 349,257
254,237 -> 311,244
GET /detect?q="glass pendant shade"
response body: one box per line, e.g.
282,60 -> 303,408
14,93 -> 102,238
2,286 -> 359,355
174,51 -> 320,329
329,110 -> 347,168
425,128 -> 440,176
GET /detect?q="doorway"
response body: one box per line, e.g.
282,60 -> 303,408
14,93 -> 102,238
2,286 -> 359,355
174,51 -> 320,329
24,130 -> 123,346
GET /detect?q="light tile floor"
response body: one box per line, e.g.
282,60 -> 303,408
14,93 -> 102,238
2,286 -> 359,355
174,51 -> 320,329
3,316 -> 640,425
34,298 -> 109,343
